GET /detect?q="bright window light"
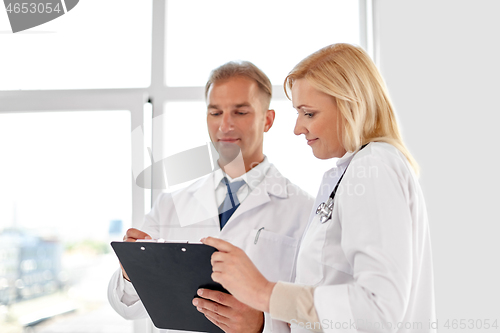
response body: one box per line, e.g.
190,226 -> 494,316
0,111 -> 133,332
0,0 -> 152,90
165,0 -> 360,87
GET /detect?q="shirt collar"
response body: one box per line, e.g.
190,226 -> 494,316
333,143 -> 371,171
213,156 -> 271,191
317,150 -> 360,181
335,150 -> 357,168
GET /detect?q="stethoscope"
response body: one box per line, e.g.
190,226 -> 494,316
316,143 -> 368,223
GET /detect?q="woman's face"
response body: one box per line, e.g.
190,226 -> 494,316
292,78 -> 346,159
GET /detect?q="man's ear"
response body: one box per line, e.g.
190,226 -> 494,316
264,109 -> 275,132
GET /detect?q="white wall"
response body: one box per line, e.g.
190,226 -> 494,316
377,0 -> 500,326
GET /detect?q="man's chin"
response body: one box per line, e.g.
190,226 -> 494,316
215,142 -> 242,164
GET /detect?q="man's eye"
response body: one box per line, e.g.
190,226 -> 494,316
237,112 -> 248,115
304,112 -> 314,118
209,112 -> 221,116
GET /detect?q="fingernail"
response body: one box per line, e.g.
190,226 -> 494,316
145,235 -> 152,239
192,299 -> 198,306
197,289 -> 203,296
197,307 -> 202,312
200,237 -> 206,242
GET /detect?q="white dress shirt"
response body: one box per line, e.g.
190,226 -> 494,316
213,156 -> 271,208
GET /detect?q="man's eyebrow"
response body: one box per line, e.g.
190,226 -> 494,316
207,103 -> 252,109
235,103 -> 252,108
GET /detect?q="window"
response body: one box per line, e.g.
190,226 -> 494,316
0,111 -> 133,333
0,0 -> 152,90
165,0 -> 360,87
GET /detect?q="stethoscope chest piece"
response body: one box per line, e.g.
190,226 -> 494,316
315,144 -> 368,225
316,197 -> 334,223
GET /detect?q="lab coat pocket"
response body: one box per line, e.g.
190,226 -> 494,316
295,214 -> 328,286
246,229 -> 298,283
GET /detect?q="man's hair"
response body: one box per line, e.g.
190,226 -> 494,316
205,61 -> 272,109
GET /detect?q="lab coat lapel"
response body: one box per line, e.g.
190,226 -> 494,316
226,164 -> 288,223
176,174 -> 219,228
228,183 -> 270,223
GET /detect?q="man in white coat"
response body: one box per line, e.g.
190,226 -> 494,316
108,61 -> 314,333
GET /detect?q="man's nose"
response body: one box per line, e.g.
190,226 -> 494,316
219,113 -> 234,133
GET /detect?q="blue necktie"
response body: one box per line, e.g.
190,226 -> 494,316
218,177 -> 246,229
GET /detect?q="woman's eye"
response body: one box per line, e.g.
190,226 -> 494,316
304,112 -> 314,118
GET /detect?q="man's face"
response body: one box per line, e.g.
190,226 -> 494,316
206,76 -> 274,168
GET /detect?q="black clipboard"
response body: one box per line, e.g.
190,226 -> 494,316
111,241 -> 228,333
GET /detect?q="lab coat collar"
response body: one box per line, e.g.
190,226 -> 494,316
335,150 -> 357,168
223,163 -> 288,225
178,162 -> 287,227
212,156 -> 271,192
316,149 -> 363,186
262,163 -> 289,199
319,145 -> 371,187
335,143 -> 372,169
176,175 -> 219,228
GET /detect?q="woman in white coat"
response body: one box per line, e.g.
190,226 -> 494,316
201,44 -> 436,333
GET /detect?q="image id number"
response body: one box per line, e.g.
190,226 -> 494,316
444,319 -> 498,330
6,2 -> 62,14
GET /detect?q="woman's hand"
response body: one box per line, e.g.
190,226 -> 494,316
202,237 -> 276,313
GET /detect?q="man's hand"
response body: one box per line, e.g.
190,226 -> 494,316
193,289 -> 264,333
120,228 -> 151,281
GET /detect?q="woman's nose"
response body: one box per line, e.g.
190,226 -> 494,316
294,116 -> 307,136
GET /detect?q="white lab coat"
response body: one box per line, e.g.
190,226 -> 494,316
108,163 -> 314,333
292,143 -> 436,333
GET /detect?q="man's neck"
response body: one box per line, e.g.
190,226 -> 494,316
218,153 -> 264,179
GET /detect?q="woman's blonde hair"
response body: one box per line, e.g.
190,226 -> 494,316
284,43 -> 419,174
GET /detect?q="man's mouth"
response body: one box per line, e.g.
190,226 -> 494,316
218,138 -> 240,143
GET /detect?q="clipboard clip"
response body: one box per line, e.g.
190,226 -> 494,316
136,239 -> 202,244
136,238 -> 167,243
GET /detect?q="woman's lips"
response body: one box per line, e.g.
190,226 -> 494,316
307,138 -> 318,145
